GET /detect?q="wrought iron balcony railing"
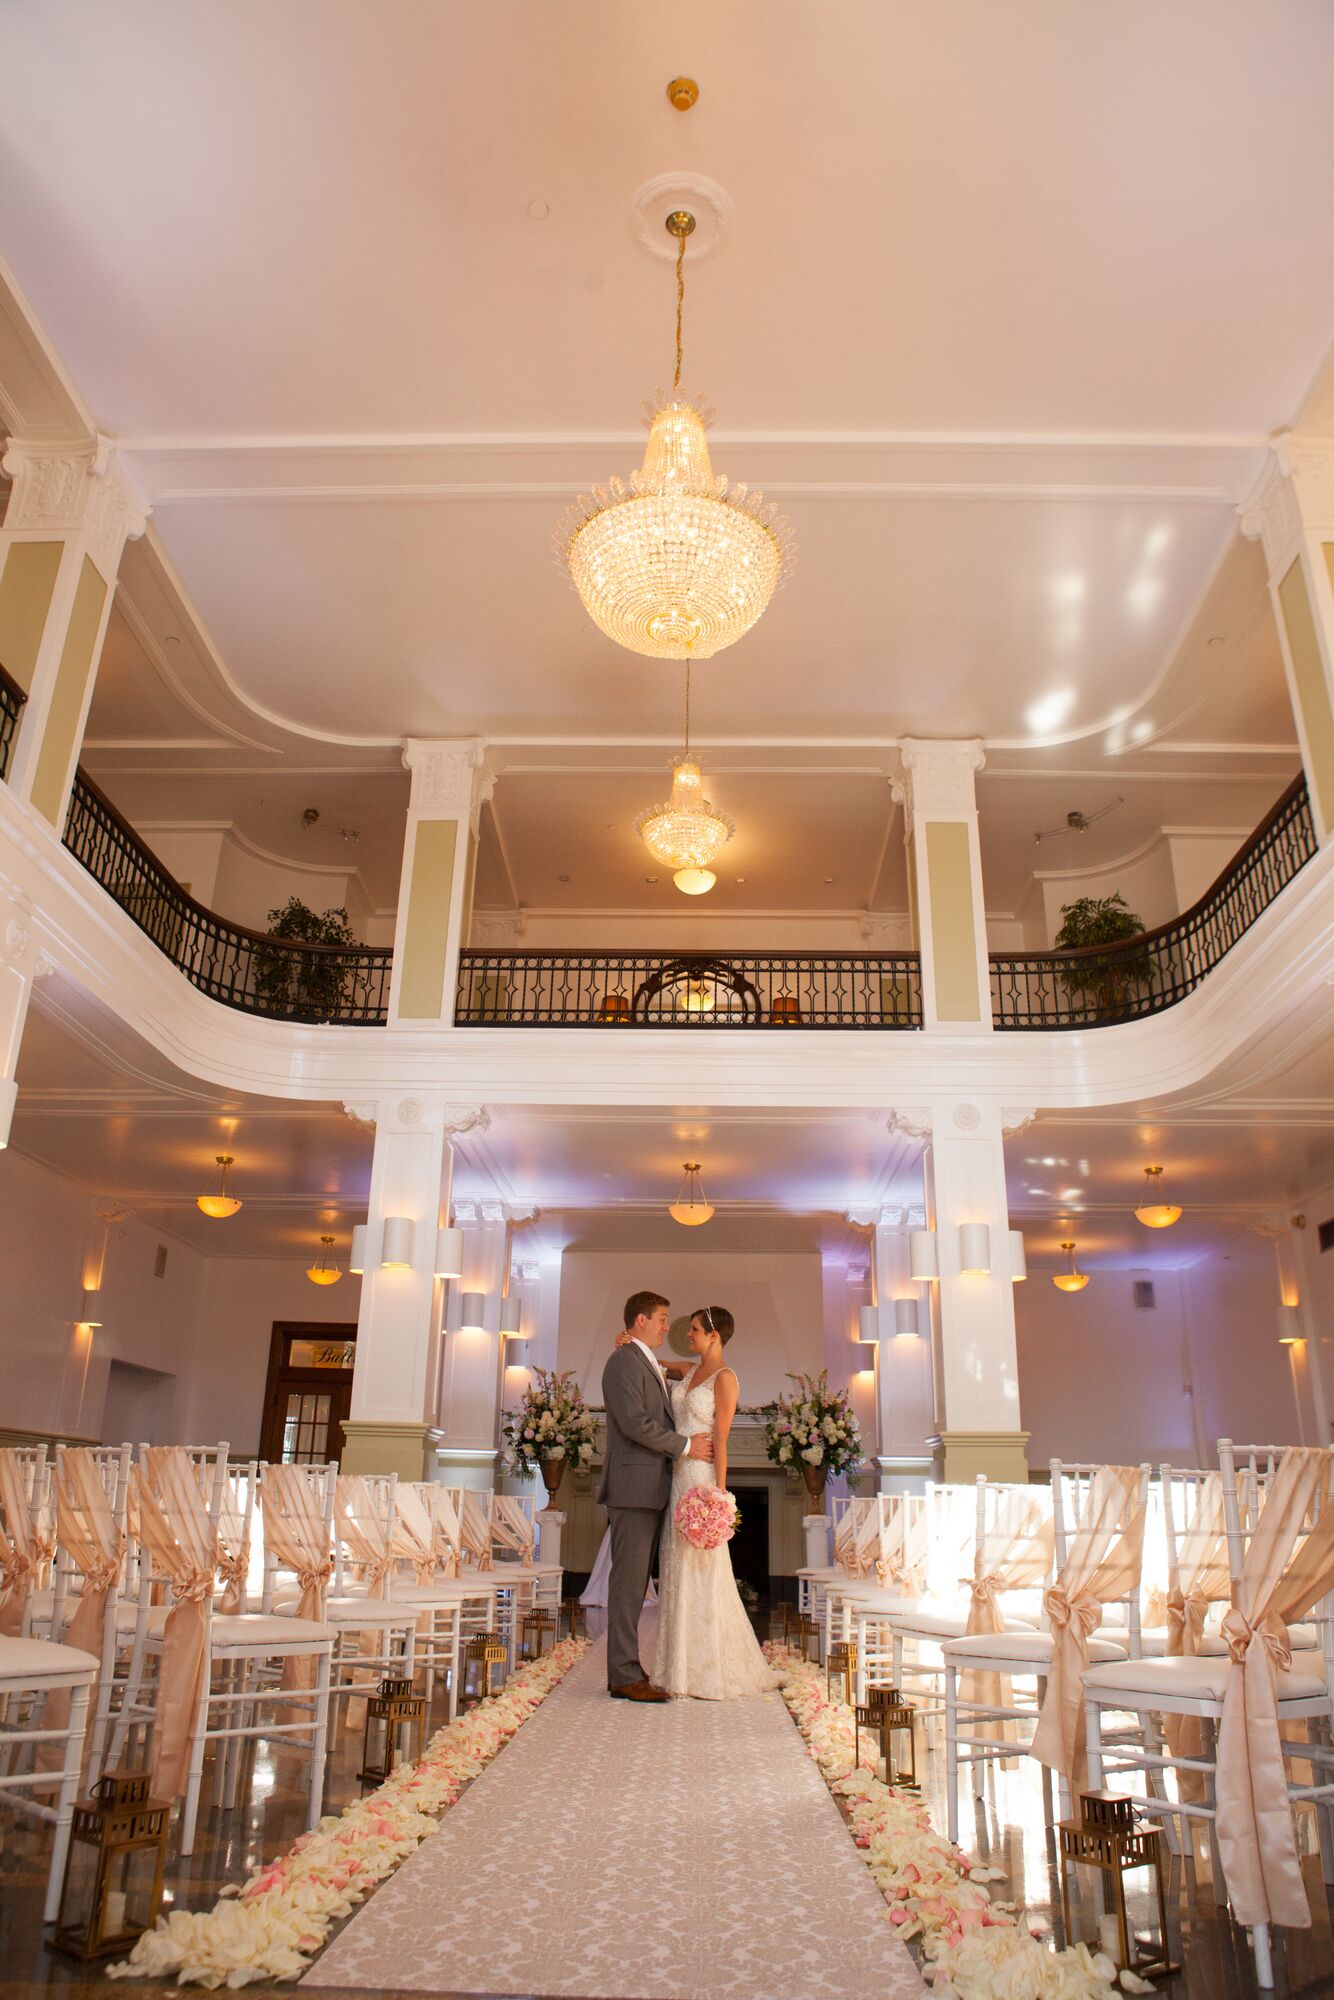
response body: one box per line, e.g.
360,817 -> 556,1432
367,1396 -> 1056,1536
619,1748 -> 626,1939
0,662 -> 26,785
455,949 -> 924,1028
989,772 -> 1317,1031
62,769 -> 392,1023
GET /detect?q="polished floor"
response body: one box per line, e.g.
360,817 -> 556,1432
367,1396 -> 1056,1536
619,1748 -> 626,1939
2,1606 -> 1332,2000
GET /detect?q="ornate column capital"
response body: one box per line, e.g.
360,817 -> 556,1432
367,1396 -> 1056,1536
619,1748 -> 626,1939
402,739 -> 486,818
892,738 -> 986,819
443,1104 -> 491,1137
1,434 -> 149,578
1001,1107 -> 1037,1137
887,1107 -> 933,1141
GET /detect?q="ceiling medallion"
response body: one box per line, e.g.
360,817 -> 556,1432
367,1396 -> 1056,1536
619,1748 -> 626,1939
559,207 -> 793,661
635,661 -> 734,894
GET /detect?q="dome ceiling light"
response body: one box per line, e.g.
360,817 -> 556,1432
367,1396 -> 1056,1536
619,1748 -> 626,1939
306,1234 -> 342,1286
635,660 -> 734,895
1052,1240 -> 1090,1293
669,1161 -> 715,1227
196,1154 -> 241,1220
1135,1164 -> 1182,1229
558,207 -> 793,662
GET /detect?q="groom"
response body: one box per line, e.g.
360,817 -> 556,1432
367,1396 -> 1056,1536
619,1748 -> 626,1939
599,1289 -> 713,1701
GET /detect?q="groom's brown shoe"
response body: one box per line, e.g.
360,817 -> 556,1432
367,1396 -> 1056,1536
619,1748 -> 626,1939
609,1679 -> 670,1702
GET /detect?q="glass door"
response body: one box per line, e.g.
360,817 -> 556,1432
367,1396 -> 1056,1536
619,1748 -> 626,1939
259,1322 -> 357,1465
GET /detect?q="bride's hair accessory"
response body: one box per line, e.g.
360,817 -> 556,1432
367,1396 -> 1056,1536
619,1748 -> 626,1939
674,1484 -> 740,1550
692,1304 -> 734,1345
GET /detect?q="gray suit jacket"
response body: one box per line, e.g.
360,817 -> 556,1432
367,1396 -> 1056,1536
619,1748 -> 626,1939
598,1343 -> 689,1510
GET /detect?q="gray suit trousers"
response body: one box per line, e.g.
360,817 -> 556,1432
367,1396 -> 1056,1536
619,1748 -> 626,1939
606,1504 -> 663,1688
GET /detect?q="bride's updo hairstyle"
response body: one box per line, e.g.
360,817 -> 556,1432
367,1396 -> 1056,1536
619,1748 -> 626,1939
693,1305 -> 734,1346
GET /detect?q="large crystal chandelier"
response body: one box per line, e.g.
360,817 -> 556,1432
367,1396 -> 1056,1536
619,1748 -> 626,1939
636,662 -> 734,895
559,210 -> 793,661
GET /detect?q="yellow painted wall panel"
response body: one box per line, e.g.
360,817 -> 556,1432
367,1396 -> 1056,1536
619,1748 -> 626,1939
925,819 -> 982,1021
30,555 -> 106,825
397,817 -> 458,1019
0,541 -> 63,693
1279,556 -> 1334,835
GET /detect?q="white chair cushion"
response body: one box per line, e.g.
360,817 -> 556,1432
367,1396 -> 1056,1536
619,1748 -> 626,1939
943,1630 -> 1128,1665
322,1597 -> 419,1627
116,1602 -> 169,1638
1136,1624 -> 1319,1659
209,1613 -> 334,1650
888,1607 -> 1038,1642
389,1583 -> 471,1604
1083,1654 -> 1327,1704
0,1635 -> 100,1685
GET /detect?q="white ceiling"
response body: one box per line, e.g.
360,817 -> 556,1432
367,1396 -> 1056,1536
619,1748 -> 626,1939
1,0 -> 1330,772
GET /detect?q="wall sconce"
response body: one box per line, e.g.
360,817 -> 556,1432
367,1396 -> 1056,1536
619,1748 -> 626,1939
893,1297 -> 920,1337
1009,1229 -> 1027,1281
349,1224 -> 368,1275
435,1226 -> 464,1279
959,1222 -> 991,1275
499,1292 -> 526,1340
1277,1303 -> 1302,1346
457,1292 -> 489,1331
858,1304 -> 882,1344
854,1343 -> 878,1372
380,1216 -> 415,1268
909,1230 -> 939,1280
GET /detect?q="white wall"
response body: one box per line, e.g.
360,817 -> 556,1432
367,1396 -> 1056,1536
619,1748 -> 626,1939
141,824 -> 377,942
1014,1236 -> 1297,1467
554,1248 -> 827,1408
189,1259 -> 362,1455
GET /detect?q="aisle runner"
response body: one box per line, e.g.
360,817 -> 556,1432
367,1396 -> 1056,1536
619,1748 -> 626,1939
303,1633 -> 925,1999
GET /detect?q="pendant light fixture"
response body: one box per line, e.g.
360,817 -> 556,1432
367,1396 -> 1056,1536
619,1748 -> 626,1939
559,209 -> 793,661
1134,1165 -> 1182,1230
669,1161 -> 715,1227
196,1155 -> 241,1220
636,661 -> 735,895
306,1234 -> 342,1286
1051,1241 -> 1090,1293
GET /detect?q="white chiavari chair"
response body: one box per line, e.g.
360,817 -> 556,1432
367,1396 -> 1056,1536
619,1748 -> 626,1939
0,1632 -> 98,1919
0,1444 -> 54,1644
326,1471 -> 420,1714
941,1460 -> 1151,1842
1083,1440 -> 1334,1990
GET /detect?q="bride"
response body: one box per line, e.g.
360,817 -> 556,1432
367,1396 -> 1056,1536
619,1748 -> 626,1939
651,1306 -> 779,1700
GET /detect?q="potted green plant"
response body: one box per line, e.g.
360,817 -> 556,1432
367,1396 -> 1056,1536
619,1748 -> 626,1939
253,897 -> 358,1020
1053,893 -> 1153,1018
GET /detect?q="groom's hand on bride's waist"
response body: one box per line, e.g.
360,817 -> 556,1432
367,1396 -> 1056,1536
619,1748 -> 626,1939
685,1436 -> 714,1461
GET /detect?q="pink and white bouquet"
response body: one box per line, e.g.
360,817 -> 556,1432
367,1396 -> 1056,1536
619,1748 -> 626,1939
763,1369 -> 862,1477
674,1485 -> 740,1550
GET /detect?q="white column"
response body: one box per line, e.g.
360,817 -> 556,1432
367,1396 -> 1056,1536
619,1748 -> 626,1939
389,741 -> 491,1026
0,892 -> 58,1149
436,1197 -> 520,1488
1241,440 -> 1334,844
857,1206 -> 936,1490
894,1102 -> 1032,1483
891,739 -> 992,1031
0,438 -> 148,827
340,1098 -> 485,1478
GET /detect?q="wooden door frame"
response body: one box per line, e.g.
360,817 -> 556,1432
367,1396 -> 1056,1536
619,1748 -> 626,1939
259,1320 -> 358,1464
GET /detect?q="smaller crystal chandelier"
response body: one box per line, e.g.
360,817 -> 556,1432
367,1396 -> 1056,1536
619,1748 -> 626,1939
669,1162 -> 715,1227
558,209 -> 793,661
636,661 -> 734,895
196,1155 -> 241,1220
1051,1241 -> 1090,1293
1134,1165 -> 1182,1229
306,1234 -> 342,1286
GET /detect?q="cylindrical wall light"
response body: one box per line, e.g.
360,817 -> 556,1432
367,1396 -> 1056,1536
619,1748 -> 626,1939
959,1222 -> 991,1275
1008,1229 -> 1027,1282
349,1224 -> 368,1275
380,1216 -> 415,1268
458,1292 -> 489,1331
499,1291 -> 524,1338
893,1296 -> 920,1337
435,1226 -> 464,1279
1277,1303 -> 1302,1345
909,1230 -> 939,1280
858,1303 -> 881,1344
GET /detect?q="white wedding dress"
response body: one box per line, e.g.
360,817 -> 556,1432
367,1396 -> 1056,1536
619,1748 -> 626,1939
651,1368 -> 780,1700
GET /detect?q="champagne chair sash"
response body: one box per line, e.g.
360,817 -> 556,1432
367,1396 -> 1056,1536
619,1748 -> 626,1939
390,1482 -> 439,1581
334,1475 -> 395,1593
832,1497 -> 857,1573
131,1448 -> 221,1801
877,1494 -> 930,1594
492,1496 -> 536,1562
1166,1471 -> 1229,1656
1031,1464 -> 1147,1785
420,1484 -> 462,1577
1215,1447 -> 1334,1933
0,1448 -> 54,1636
460,1490 -> 494,1571
850,1497 -> 882,1580
42,1450 -> 127,1759
216,1471 -> 252,1615
964,1488 -> 1054,1638
261,1464 -> 335,1690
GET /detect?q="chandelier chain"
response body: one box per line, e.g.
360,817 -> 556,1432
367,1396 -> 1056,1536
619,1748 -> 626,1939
673,223 -> 686,391
683,658 -> 691,755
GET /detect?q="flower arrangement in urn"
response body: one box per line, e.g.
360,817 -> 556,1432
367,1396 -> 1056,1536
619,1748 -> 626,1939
501,1369 -> 599,1508
763,1370 -> 862,1509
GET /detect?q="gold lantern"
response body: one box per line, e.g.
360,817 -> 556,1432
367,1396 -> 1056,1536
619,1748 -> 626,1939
519,1609 -> 557,1661
796,1613 -> 821,1662
460,1632 -> 508,1705
53,1769 -> 169,1960
863,1683 -> 918,1788
561,1596 -> 587,1640
1058,1791 -> 1179,1981
359,1676 -> 425,1785
826,1638 -> 857,1705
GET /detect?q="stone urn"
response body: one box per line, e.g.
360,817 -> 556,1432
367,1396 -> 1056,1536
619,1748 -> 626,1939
539,1456 -> 567,1511
800,1463 -> 829,1512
